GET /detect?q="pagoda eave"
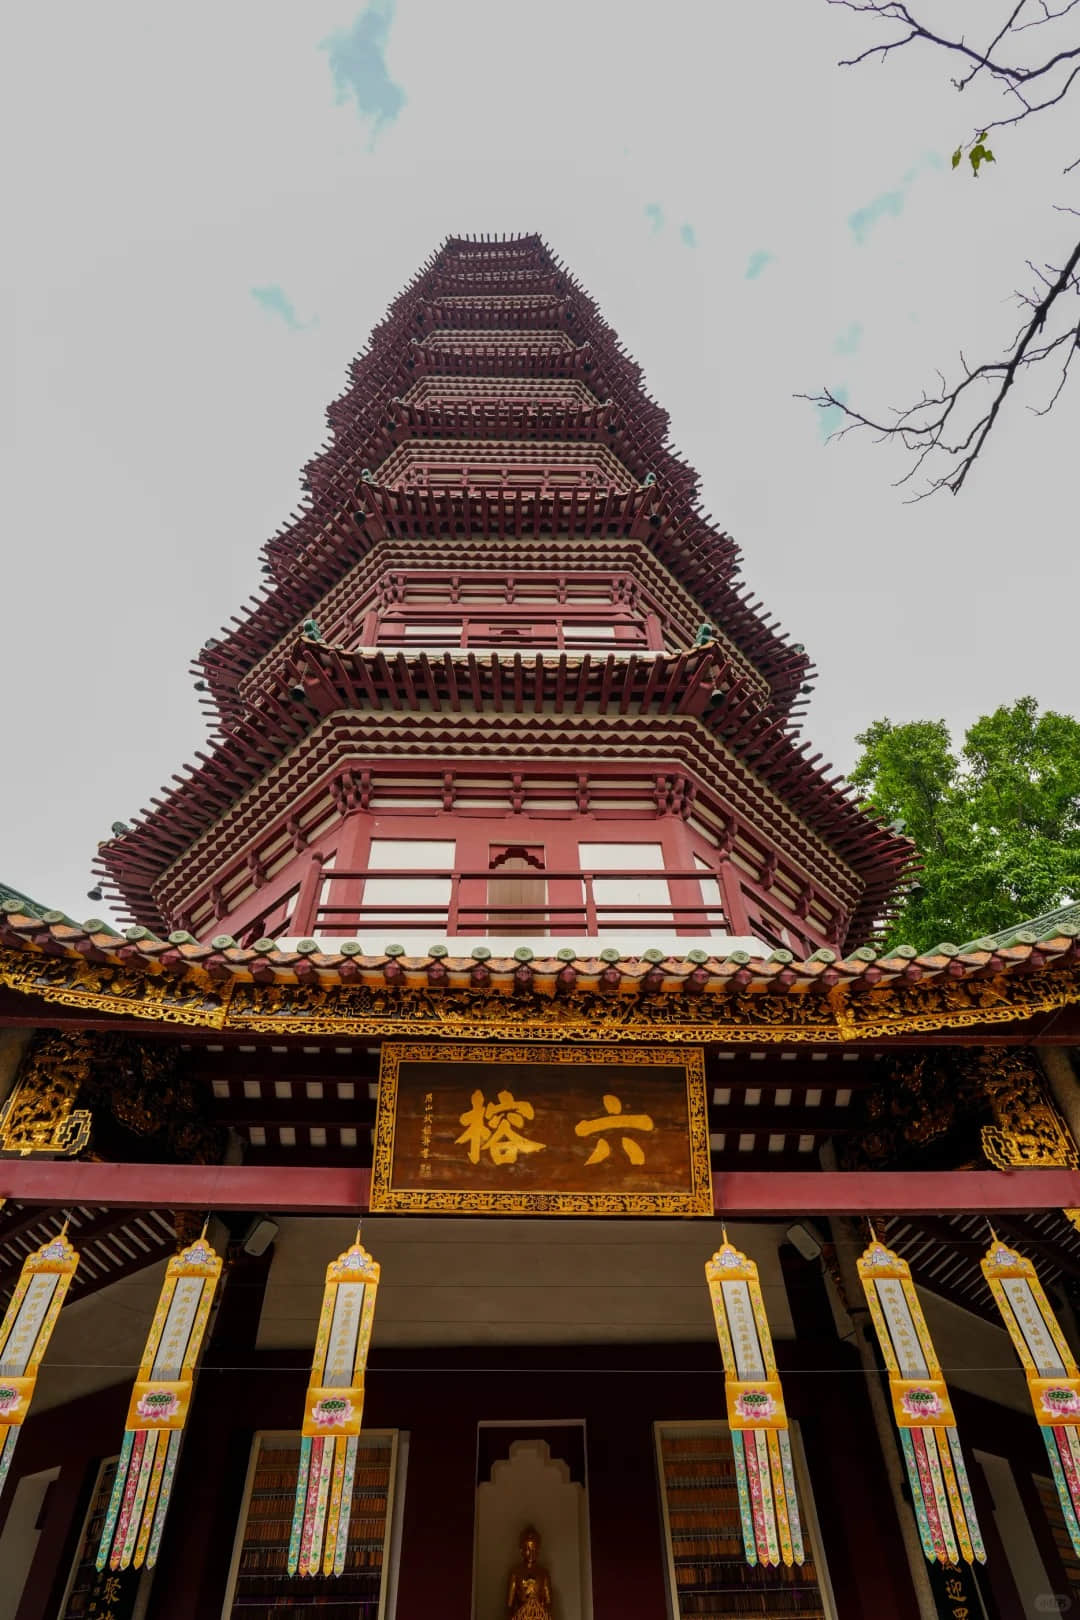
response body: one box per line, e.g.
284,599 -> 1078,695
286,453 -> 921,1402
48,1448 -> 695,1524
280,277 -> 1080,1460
0,918 -> 1077,1039
94,638 -> 909,937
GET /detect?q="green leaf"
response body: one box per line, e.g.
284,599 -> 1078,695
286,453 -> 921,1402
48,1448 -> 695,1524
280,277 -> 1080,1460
851,698 -> 1080,952
951,147 -> 963,169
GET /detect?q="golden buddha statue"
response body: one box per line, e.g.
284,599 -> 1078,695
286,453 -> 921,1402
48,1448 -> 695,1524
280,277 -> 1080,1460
506,1525 -> 553,1620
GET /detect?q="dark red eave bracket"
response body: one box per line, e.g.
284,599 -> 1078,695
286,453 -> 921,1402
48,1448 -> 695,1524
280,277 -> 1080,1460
3,1160 -> 1080,1216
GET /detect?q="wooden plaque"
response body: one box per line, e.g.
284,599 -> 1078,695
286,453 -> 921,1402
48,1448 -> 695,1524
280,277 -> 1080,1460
370,1042 -> 711,1215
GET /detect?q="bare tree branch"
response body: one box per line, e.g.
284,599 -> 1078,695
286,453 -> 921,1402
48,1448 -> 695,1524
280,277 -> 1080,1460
799,237 -> 1080,497
808,2 -> 1080,494
827,0 -> 1080,167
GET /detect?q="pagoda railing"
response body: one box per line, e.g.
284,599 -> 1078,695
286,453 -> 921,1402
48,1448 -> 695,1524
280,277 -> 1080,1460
314,864 -> 726,938
234,866 -> 731,943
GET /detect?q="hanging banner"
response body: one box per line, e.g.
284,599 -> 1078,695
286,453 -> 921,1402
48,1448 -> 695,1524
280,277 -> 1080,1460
705,1237 -> 805,1567
0,1229 -> 79,1493
97,1232 -> 222,1572
858,1234 -> 985,1566
289,1238 -> 380,1577
981,1234 -> 1080,1557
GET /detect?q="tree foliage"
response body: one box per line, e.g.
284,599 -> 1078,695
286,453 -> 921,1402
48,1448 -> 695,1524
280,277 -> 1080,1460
850,697 -> 1080,948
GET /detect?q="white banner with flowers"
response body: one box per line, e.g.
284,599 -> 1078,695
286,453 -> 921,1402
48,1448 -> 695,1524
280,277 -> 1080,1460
97,1233 -> 222,1573
289,1237 -> 380,1577
0,1229 -> 79,1493
705,1236 -> 804,1568
858,1234 -> 985,1566
982,1235 -> 1080,1557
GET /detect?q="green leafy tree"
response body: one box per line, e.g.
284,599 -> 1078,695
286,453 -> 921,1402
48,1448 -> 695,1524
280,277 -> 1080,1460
850,697 -> 1080,950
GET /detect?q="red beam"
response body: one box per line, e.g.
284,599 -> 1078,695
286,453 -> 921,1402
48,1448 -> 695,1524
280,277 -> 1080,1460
2,1161 -> 1080,1215
713,1168 -> 1080,1216
0,1161 -> 371,1215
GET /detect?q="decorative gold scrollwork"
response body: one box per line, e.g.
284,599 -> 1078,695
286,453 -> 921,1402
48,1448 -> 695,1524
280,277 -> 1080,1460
0,1031 -> 93,1156
844,1043 -> 1080,1175
0,947 -> 1077,1044
978,1050 -> 1079,1170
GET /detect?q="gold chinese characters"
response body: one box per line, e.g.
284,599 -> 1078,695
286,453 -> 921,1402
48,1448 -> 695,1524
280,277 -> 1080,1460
575,1093 -> 654,1165
456,1088 -> 654,1168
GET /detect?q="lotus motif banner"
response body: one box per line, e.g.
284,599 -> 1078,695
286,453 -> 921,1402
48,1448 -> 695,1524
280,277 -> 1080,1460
371,1042 -> 710,1215
289,1238 -> 380,1577
858,1235 -> 985,1565
0,1229 -> 79,1493
981,1235 -> 1080,1556
706,1237 -> 805,1567
97,1233 -> 222,1571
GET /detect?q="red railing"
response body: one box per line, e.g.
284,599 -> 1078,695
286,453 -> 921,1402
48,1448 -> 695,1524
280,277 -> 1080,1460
374,629 -> 650,652
292,865 -> 728,938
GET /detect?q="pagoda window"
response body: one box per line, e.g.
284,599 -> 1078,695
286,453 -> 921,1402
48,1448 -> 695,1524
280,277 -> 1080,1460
693,854 -> 727,931
374,611 -> 651,652
357,838 -> 455,932
205,792 -> 803,949
743,896 -> 813,958
486,844 -> 547,936
576,840 -> 727,947
232,881 -> 301,947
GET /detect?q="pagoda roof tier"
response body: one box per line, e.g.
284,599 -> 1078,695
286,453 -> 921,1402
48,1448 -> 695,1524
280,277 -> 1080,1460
229,538 -> 777,720
2,902 -> 1077,1047
94,642 -> 907,940
399,376 -> 602,410
441,233 -> 547,257
369,438 -> 640,495
354,473 -> 696,557
194,503 -> 807,729
308,386 -> 695,523
407,331 -> 582,365
343,398 -> 703,506
383,391 -> 619,440
103,721 -> 872,940
415,295 -> 575,331
428,269 -> 560,295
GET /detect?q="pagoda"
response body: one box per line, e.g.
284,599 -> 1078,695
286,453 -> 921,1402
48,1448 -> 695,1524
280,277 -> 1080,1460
91,232 -> 909,956
2,236 -> 1080,1620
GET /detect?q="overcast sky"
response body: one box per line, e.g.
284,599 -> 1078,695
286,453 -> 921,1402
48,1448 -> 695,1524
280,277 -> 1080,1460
5,1 -> 1077,924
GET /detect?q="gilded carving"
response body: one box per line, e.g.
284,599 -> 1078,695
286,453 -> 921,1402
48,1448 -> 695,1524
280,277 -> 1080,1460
1,948 -> 1077,1046
0,1031 -> 93,1156
0,1026 -> 226,1165
977,1050 -> 1079,1171
845,1044 -> 1079,1173
0,951 -> 229,1028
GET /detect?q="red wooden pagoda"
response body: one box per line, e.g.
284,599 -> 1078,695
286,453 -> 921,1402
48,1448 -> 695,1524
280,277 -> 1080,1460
89,233 -> 910,957
2,235 -> 1080,1620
